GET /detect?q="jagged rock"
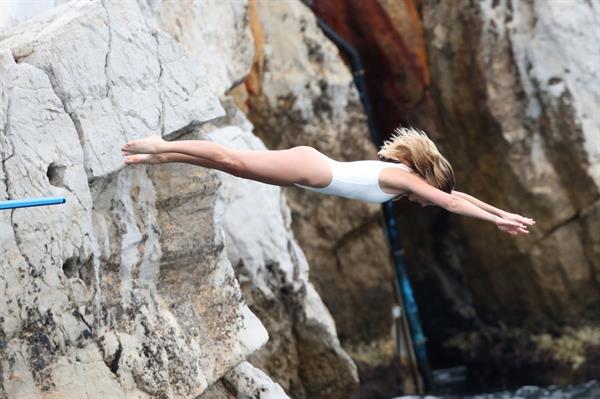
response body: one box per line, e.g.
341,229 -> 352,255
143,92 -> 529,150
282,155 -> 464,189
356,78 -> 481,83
146,0 -> 361,396
0,0 -> 269,397
0,0 -> 368,397
139,0 -> 254,96
201,361 -> 291,399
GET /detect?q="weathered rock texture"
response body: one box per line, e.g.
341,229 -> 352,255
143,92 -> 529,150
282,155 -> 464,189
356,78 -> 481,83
0,0 -> 364,398
314,0 -> 600,387
139,0 -> 254,96
147,0 -> 360,393
0,0 -> 271,397
422,0 -> 600,385
202,361 -> 290,399
241,0 -> 402,394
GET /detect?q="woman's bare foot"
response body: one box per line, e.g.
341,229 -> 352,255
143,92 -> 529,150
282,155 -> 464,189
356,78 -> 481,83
123,154 -> 164,165
121,134 -> 166,154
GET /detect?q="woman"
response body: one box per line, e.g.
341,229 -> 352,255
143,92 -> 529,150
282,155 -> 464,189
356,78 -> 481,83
121,127 -> 534,236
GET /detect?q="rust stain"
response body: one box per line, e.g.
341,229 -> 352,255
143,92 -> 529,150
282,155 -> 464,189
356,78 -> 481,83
312,0 -> 437,139
245,0 -> 265,97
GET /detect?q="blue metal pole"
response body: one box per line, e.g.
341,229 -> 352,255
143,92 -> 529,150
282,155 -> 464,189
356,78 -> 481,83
384,201 -> 431,385
0,197 -> 66,210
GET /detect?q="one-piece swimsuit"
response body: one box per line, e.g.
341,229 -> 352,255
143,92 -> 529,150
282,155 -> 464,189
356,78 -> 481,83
294,153 -> 412,203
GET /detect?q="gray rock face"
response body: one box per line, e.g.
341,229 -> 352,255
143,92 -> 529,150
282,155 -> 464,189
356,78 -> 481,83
141,0 -> 254,96
423,0 -> 600,316
419,0 -> 600,383
0,0 -> 362,398
1,0 -> 224,179
145,0 -> 361,397
0,0 -> 268,397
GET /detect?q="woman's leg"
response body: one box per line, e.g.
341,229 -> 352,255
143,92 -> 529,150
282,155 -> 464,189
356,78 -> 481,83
124,153 -> 227,170
122,137 -> 332,187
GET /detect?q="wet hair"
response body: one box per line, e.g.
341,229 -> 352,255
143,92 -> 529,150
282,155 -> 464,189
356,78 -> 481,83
377,127 -> 456,196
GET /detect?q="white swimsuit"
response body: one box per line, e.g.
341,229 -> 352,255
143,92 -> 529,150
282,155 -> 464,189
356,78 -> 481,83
294,153 -> 413,203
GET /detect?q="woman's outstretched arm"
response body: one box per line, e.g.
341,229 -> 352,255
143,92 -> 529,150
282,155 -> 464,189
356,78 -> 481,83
451,190 -> 505,216
452,190 -> 534,226
393,171 -> 531,235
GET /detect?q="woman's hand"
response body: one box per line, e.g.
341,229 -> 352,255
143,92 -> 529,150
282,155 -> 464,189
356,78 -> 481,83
500,211 -> 536,227
495,216 -> 530,236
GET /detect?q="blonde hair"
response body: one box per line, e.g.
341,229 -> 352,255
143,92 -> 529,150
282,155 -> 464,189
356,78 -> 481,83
377,127 -> 455,194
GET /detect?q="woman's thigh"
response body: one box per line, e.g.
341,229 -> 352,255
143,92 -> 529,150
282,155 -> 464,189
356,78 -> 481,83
230,146 -> 332,187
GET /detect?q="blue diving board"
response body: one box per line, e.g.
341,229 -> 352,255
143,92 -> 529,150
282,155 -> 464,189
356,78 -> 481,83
0,197 -> 66,210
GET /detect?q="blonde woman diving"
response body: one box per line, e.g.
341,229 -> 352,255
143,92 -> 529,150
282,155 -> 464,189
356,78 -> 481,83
121,127 -> 535,236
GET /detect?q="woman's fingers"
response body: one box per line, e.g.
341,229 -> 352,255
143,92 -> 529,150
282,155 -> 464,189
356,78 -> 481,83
502,219 -> 524,228
515,224 -> 529,234
519,215 -> 535,225
499,220 -> 529,235
520,216 -> 535,225
511,220 -> 525,227
496,215 -> 532,235
506,212 -> 536,226
508,228 -> 528,236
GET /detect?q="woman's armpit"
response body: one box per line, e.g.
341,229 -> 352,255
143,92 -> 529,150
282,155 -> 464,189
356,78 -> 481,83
404,173 -> 454,209
379,167 -> 413,195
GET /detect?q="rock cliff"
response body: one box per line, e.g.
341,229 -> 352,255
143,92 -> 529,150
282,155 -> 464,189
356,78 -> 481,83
3,0 -> 597,396
0,0 -> 358,397
313,0 -> 600,387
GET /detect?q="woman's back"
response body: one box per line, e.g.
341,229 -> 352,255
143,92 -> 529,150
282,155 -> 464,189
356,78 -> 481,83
294,154 -> 413,203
